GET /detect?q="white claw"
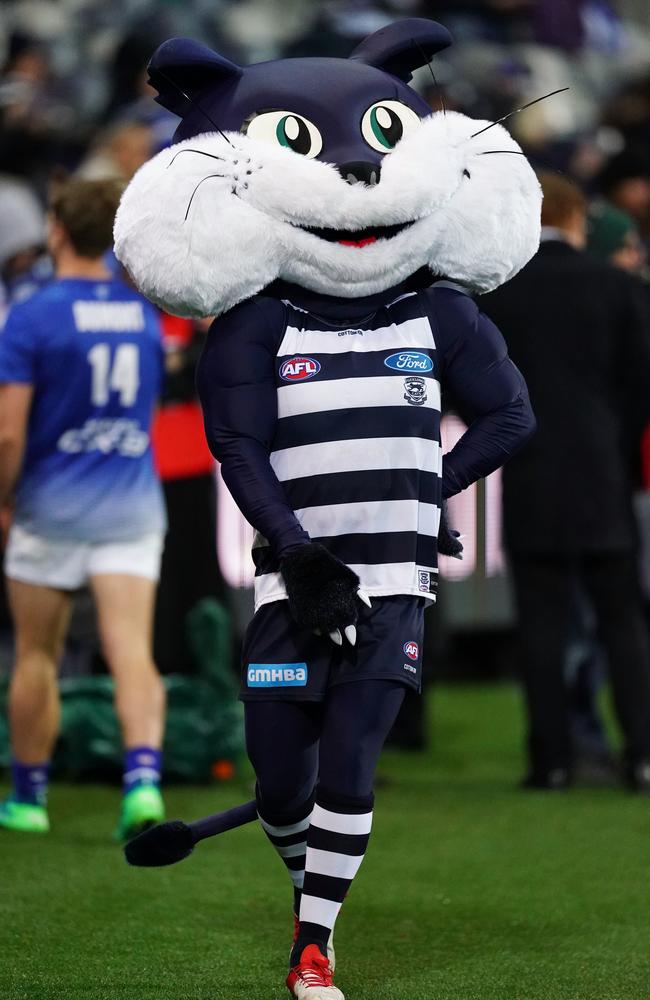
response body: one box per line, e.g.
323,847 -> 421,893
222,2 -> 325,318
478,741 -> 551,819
329,629 -> 343,646
357,589 -> 372,609
344,625 -> 357,646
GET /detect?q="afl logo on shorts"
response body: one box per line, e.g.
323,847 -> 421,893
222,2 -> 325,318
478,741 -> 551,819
403,641 -> 419,661
280,357 -> 321,381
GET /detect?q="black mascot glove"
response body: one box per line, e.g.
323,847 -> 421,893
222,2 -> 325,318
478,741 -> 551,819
280,542 -> 364,645
437,500 -> 463,559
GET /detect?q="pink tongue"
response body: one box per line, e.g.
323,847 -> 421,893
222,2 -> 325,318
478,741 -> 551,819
338,235 -> 377,248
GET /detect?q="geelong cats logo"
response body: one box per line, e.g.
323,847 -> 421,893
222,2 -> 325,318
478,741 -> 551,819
280,357 -> 321,381
404,376 -> 427,406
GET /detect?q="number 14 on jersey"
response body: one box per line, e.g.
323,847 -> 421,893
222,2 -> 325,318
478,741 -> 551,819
87,343 -> 140,407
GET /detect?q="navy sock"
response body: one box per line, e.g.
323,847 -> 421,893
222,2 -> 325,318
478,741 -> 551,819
11,759 -> 50,806
123,746 -> 162,793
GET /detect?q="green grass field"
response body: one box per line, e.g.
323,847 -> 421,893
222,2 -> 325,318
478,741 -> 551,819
1,683 -> 649,1000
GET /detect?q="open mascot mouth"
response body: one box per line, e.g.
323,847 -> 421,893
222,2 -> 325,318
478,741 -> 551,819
301,220 -> 414,247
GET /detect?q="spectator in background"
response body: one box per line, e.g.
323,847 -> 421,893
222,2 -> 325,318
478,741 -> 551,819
597,150 -> 650,245
587,200 -> 647,275
0,175 -> 50,314
0,32 -> 81,192
481,172 -> 650,791
0,178 -> 167,838
77,121 -> 155,183
151,314 -> 223,676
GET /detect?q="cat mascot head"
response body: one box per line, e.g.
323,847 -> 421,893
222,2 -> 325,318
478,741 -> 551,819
114,18 -> 541,317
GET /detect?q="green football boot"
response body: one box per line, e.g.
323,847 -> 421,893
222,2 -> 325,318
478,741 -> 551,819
115,783 -> 165,842
0,798 -> 50,833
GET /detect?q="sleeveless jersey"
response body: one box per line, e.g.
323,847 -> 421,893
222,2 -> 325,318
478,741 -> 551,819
254,290 -> 442,605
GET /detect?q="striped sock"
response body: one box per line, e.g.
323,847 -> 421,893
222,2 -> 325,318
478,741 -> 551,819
293,791 -> 374,963
258,795 -> 314,915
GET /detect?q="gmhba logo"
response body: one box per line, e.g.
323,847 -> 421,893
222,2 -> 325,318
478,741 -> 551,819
247,663 -> 308,687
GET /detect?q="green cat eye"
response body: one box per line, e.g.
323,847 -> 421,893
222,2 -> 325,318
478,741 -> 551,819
370,106 -> 398,148
245,110 -> 322,158
362,101 -> 422,153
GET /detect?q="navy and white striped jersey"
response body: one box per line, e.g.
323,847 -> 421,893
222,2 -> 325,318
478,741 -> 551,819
197,280 -> 534,610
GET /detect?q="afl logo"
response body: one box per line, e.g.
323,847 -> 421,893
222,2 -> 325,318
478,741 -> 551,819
403,641 -> 419,661
280,357 -> 321,381
384,352 -> 433,373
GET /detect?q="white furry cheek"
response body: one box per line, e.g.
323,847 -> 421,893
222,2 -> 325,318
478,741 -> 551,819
242,147 -> 352,227
426,151 -> 542,293
375,115 -> 466,219
114,146 -> 286,317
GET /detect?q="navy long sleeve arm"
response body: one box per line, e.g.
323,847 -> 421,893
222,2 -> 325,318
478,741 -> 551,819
196,298 -> 310,557
427,286 -> 536,499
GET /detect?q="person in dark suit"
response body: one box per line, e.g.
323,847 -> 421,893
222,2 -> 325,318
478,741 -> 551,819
481,172 -> 650,791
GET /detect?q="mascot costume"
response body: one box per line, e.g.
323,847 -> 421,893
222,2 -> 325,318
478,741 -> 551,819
115,18 -> 540,999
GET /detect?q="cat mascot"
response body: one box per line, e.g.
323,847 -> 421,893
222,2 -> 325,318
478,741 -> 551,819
115,18 -> 540,999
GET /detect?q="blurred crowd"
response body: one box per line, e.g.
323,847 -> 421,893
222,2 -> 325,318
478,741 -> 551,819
2,0 -> 650,784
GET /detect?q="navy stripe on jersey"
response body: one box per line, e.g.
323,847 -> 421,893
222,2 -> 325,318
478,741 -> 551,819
273,406 -> 440,451
281,468 -> 441,510
276,349 -> 437,384
253,531 -> 437,576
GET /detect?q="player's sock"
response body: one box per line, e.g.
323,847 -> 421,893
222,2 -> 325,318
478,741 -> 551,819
10,759 -> 50,806
257,791 -> 315,913
122,746 -> 162,793
292,790 -> 373,965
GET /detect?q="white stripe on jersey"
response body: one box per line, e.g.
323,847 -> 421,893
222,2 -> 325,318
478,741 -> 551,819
278,374 -> 441,419
266,499 -> 441,540
254,561 -> 438,611
270,436 -> 441,483
278,315 -> 434,357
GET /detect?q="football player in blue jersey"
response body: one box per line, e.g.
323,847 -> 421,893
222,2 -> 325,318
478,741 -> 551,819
0,178 -> 167,838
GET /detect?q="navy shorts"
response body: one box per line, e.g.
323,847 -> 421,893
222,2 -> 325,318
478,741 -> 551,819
240,595 -> 425,702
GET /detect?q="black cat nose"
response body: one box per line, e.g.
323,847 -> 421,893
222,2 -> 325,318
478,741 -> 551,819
338,161 -> 381,186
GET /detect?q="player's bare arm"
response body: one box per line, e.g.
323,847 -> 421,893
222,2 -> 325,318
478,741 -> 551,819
0,382 -> 32,507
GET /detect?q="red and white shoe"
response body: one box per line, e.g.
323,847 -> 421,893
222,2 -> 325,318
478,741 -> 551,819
287,944 -> 344,1000
293,914 -> 336,970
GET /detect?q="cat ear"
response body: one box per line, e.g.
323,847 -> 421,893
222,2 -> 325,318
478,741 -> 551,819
349,17 -> 452,83
148,38 -> 243,117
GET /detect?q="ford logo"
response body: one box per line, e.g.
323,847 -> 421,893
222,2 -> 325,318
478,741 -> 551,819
384,352 -> 433,373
